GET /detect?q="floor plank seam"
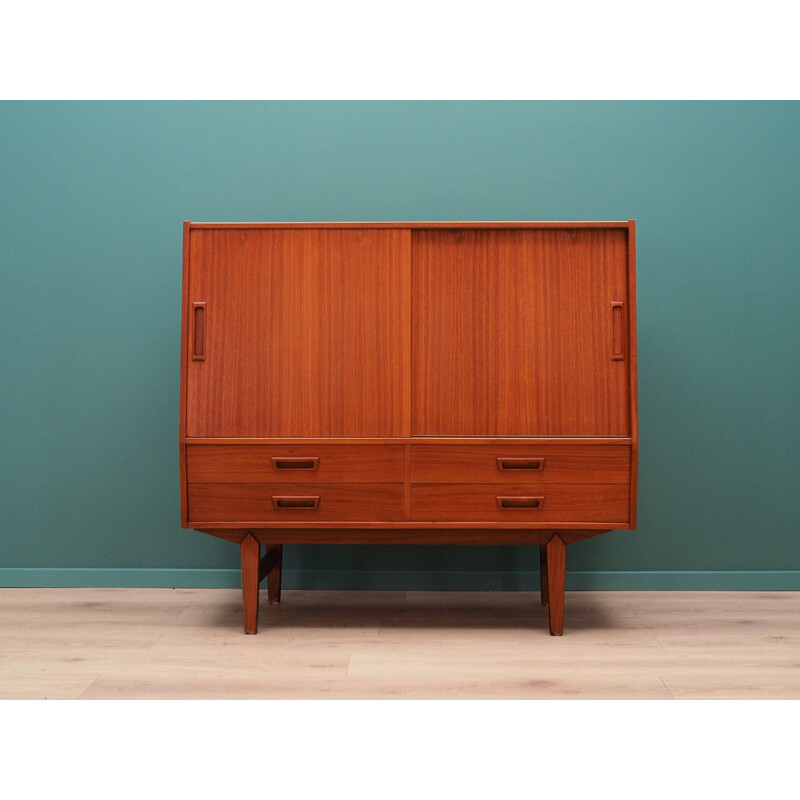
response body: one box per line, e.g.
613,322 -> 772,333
77,674 -> 102,700
658,676 -> 676,699
649,632 -> 673,656
625,600 -> 643,618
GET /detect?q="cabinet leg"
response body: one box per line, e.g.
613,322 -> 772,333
539,544 -> 550,605
546,534 -> 566,636
240,533 -> 261,634
266,544 -> 283,604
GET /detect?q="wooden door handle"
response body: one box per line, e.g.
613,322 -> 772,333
496,496 -> 544,510
271,496 -> 321,510
497,457 -> 545,471
611,301 -> 625,360
271,457 -> 320,471
192,301 -> 206,361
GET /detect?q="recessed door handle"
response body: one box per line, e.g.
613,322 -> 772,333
192,302 -> 206,361
611,301 -> 625,360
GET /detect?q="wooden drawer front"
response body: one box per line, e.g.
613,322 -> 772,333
186,445 -> 405,483
188,483 -> 405,523
411,484 -> 630,523
411,445 -> 630,484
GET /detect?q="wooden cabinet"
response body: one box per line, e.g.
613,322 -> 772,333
180,221 -> 638,635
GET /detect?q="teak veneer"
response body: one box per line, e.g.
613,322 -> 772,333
179,221 -> 638,635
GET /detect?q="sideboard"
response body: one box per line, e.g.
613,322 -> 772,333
179,221 -> 638,634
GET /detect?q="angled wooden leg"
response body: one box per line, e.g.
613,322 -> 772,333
539,544 -> 550,605
266,544 -> 283,604
240,533 -> 261,634
546,534 -> 566,636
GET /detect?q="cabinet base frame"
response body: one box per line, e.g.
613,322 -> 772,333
215,528 -> 611,636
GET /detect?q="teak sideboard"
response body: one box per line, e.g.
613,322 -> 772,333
179,221 -> 638,635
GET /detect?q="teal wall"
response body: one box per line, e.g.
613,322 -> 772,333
2,101 -> 799,590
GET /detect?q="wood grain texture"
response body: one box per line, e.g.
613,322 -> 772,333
412,228 -> 630,435
258,548 -> 279,583
187,444 -> 405,483
265,544 -> 282,604
411,444 -> 631,484
244,528 -> 563,545
196,522 -> 617,533
240,533 -> 260,634
546,534 -> 566,635
411,484 -> 629,523
539,545 -> 549,606
6,589 -> 800,700
627,220 -> 639,527
404,445 -> 412,521
196,528 -> 606,544
185,437 -> 633,445
188,483 -> 405,523
179,220 -> 191,528
188,222 -> 632,230
185,227 -> 410,437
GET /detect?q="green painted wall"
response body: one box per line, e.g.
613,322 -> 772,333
1,101 -> 798,590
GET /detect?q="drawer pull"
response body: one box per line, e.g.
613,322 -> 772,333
497,457 -> 545,471
271,457 -> 320,471
192,302 -> 206,361
271,496 -> 320,510
611,301 -> 625,361
496,496 -> 544,510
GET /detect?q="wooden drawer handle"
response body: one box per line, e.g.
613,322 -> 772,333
496,496 -> 544,510
497,457 -> 545,471
271,457 -> 320,471
192,302 -> 206,361
271,496 -> 320,510
611,301 -> 625,361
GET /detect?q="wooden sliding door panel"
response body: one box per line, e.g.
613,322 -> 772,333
412,228 -> 630,436
186,228 -> 410,437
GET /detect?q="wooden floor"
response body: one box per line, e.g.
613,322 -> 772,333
1,588 -> 799,699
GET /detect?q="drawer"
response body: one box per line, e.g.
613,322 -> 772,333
411,445 -> 630,484
411,484 -> 630,523
188,483 -> 405,523
186,444 -> 405,483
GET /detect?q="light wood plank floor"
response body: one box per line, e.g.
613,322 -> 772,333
1,589 -> 799,699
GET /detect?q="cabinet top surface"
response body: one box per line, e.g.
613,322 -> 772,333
185,221 -> 634,229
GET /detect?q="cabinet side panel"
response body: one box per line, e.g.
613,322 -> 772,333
185,228 -> 409,437
412,228 -> 630,436
627,220 -> 638,526
179,221 -> 191,527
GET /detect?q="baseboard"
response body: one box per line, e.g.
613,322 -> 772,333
1,568 -> 799,590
